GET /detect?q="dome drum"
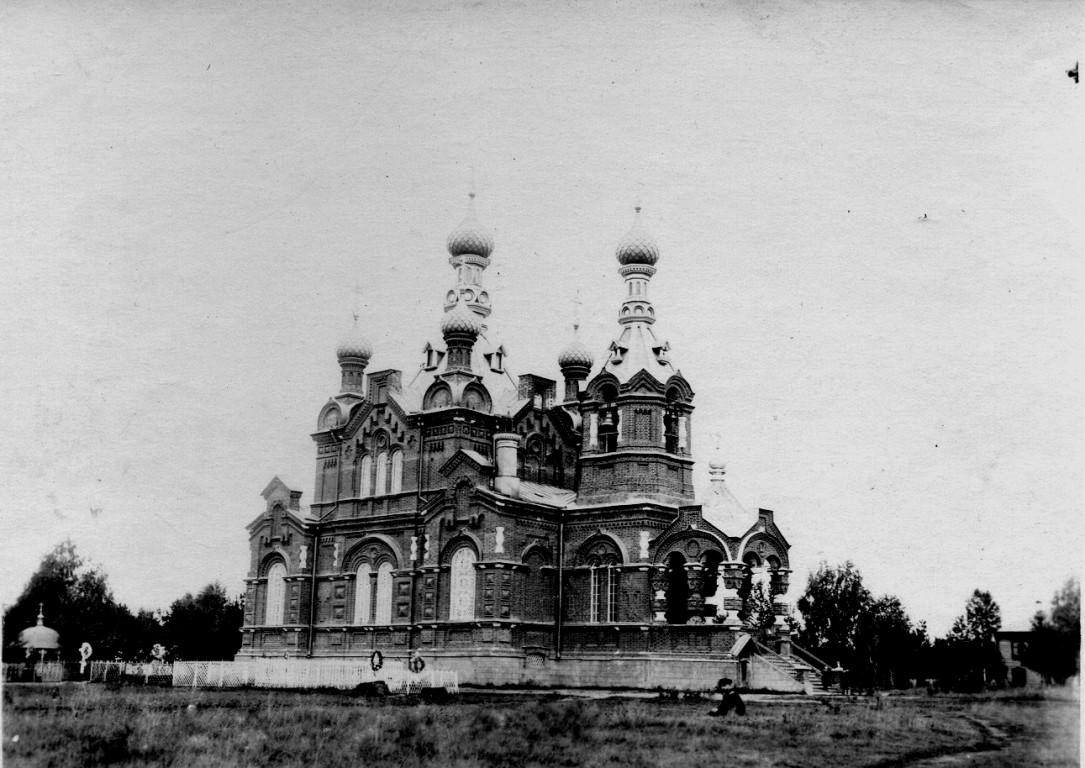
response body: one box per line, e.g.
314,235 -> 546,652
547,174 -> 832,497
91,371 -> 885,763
617,263 -> 657,279
448,253 -> 491,269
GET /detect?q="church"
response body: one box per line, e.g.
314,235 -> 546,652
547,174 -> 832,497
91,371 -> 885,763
238,197 -> 803,690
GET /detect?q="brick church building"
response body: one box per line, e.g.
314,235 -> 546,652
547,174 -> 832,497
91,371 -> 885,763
238,197 -> 799,688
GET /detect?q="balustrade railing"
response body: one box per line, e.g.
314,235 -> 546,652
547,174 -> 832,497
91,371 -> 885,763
788,642 -> 830,673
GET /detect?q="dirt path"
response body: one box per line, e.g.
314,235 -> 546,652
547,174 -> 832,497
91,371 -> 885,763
865,714 -> 1008,768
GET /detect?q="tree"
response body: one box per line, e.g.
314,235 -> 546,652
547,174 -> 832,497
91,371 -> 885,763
947,590 -> 1002,644
1,540 -> 139,662
162,583 -> 243,660
741,580 -> 776,640
1050,577 -> 1080,636
795,562 -> 927,690
795,561 -> 874,681
944,589 -> 1004,687
1025,577 -> 1080,684
868,595 -> 925,688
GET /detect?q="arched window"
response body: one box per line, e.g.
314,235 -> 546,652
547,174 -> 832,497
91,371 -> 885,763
354,562 -> 371,624
374,451 -> 388,496
449,547 -> 477,621
588,556 -> 619,623
523,547 -> 553,622
598,384 -> 620,452
265,562 -> 287,626
359,454 -> 373,497
374,562 -> 394,624
524,437 -> 544,483
389,450 -> 403,494
425,383 -> 452,410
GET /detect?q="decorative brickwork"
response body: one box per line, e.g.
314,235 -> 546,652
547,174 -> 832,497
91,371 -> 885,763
238,202 -> 795,689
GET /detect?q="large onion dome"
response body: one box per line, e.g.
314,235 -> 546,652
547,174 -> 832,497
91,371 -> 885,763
440,302 -> 482,337
615,206 -> 660,266
447,193 -> 494,258
558,337 -> 594,370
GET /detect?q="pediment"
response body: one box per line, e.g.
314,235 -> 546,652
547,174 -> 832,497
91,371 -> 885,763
438,448 -> 494,479
622,368 -> 666,394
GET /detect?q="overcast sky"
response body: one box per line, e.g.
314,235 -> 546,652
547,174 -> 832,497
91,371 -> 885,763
2,0 -> 1081,635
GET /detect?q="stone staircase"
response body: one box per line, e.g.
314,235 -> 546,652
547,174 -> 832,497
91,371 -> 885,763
752,639 -> 837,696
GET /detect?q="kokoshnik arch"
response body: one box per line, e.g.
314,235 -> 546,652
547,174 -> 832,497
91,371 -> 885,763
240,196 -> 797,689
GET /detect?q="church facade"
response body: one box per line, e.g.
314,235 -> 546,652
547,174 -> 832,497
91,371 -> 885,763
238,198 -> 797,689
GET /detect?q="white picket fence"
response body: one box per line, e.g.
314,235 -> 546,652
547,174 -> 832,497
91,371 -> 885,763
171,659 -> 459,694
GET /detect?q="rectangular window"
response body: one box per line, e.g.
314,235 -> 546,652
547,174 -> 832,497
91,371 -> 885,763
590,568 -> 601,623
608,569 -> 618,622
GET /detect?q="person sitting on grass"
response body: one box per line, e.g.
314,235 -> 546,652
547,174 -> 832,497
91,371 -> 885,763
709,677 -> 745,717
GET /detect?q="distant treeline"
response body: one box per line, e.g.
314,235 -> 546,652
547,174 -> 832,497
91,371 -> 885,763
792,561 -> 1079,690
2,541 -> 241,663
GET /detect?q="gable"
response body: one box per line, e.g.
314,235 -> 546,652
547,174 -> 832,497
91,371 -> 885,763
623,368 -> 666,395
438,448 -> 493,482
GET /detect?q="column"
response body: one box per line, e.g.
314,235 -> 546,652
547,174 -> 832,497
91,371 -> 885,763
649,567 -> 668,623
684,563 -> 705,624
718,562 -> 746,629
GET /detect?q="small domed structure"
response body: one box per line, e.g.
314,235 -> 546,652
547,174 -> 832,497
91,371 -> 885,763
447,193 -> 494,259
558,338 -> 594,370
336,315 -> 373,394
616,206 -> 660,266
336,333 -> 373,362
558,325 -> 594,403
440,302 -> 482,337
19,604 -> 60,658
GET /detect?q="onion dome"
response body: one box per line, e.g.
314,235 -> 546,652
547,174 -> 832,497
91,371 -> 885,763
447,193 -> 494,258
336,318 -> 373,362
615,206 -> 660,266
336,335 -> 373,362
19,605 -> 60,651
558,337 -> 594,370
440,302 -> 482,337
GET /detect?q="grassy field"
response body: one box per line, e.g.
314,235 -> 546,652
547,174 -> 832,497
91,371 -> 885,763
2,684 -> 1078,767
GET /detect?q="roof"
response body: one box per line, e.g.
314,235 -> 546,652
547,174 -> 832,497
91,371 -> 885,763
600,322 -> 674,385
701,473 -> 758,538
516,481 -> 578,508
400,327 -> 522,414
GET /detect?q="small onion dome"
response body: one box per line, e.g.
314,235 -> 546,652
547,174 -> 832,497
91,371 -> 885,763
708,459 -> 726,474
615,207 -> 660,266
440,302 -> 482,337
20,608 -> 60,651
336,327 -> 373,362
558,338 -> 594,370
447,193 -> 494,258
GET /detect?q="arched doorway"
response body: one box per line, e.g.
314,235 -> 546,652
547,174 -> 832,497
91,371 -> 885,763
664,552 -> 690,624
